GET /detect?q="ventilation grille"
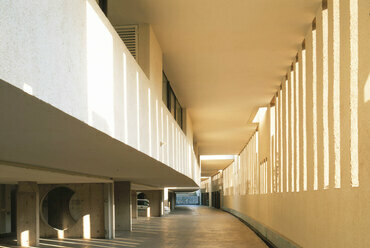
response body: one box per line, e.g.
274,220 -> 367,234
115,25 -> 138,60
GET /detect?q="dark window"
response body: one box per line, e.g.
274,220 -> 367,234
169,88 -> 176,117
162,72 -> 183,129
97,0 -> 108,16
162,72 -> 168,107
176,99 -> 182,127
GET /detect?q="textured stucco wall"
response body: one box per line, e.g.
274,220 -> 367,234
0,0 -> 199,185
149,25 -> 163,98
222,0 -> 370,247
39,183 -> 105,239
114,182 -> 132,231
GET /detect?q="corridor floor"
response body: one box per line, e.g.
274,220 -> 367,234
0,206 -> 267,248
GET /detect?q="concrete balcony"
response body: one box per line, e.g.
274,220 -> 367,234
0,0 -> 200,187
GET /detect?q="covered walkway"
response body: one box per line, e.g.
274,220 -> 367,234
0,206 -> 267,248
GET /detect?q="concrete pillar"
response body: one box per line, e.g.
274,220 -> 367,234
131,191 -> 137,219
114,182 -> 131,231
220,188 -> 224,209
0,185 -> 12,234
17,182 -> 39,247
104,183 -> 115,239
141,190 -> 163,217
163,188 -> 169,210
168,192 -> 173,211
173,193 -> 176,210
161,190 -> 165,216
209,179 -> 212,207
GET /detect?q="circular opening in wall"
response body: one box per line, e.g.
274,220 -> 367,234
137,192 -> 147,199
41,187 -> 80,230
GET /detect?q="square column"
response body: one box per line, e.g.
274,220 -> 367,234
17,182 -> 39,247
131,191 -> 137,219
104,183 -> 115,239
169,192 -> 176,211
163,188 -> 169,210
209,179 -> 212,207
114,182 -> 132,231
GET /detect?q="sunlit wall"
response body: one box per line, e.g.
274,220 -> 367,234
221,0 -> 369,247
0,0 -> 200,185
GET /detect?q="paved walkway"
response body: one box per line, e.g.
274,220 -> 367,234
0,206 -> 267,248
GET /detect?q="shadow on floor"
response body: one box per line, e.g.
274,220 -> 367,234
0,206 -> 267,248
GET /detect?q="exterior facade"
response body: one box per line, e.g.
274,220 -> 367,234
0,0 -> 369,247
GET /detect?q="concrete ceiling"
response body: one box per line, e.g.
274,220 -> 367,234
108,0 -> 322,157
201,159 -> 233,177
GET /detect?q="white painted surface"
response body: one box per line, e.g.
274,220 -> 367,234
0,0 -> 199,185
221,1 -> 370,247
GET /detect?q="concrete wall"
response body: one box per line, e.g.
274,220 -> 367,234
140,190 -> 163,217
0,0 -> 199,186
136,23 -> 163,98
107,0 -> 200,169
200,179 -> 211,193
17,182 -> 39,246
168,192 -> 176,211
39,184 -> 105,239
222,1 -> 370,247
114,182 -> 131,231
0,185 -> 12,235
131,190 -> 138,219
211,173 -> 223,192
149,26 -> 163,98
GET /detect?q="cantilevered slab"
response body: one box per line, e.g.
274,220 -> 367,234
0,79 -> 197,187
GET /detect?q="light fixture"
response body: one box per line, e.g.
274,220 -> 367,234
200,155 -> 235,160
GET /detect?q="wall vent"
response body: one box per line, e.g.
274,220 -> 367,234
115,25 -> 138,60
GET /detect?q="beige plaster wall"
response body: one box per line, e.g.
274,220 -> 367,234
258,106 -> 270,164
107,1 -> 197,163
137,23 -> 163,98
222,0 -> 370,247
149,26 -> 163,98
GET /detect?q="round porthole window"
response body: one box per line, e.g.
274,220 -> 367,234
41,187 -> 81,230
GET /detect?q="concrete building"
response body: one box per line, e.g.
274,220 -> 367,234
0,0 -> 369,247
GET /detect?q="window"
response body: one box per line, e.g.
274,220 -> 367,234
162,72 -> 183,129
176,99 -> 182,127
96,0 -> 107,16
162,73 -> 168,107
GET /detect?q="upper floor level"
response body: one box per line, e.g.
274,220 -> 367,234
0,0 -> 200,187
